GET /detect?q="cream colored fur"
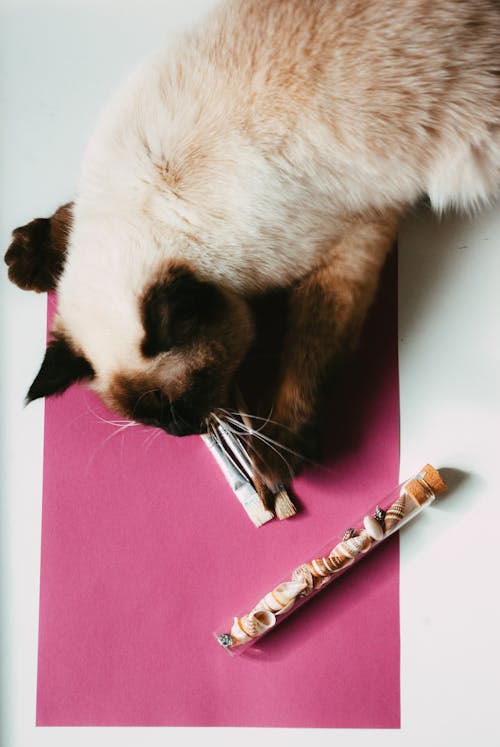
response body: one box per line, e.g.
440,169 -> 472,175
56,0 -> 500,393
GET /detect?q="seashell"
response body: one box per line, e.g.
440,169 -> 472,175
322,555 -> 343,574
253,581 -> 305,616
384,495 -> 407,531
250,610 -> 275,636
342,528 -> 358,541
292,563 -> 315,593
363,514 -> 384,540
310,557 -> 332,577
230,609 -> 276,644
326,552 -> 352,572
231,615 -> 259,642
267,580 -> 305,612
356,529 -> 373,552
374,505 -> 386,527
217,633 -> 234,649
335,534 -> 367,559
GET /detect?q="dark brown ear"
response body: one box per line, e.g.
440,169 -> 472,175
26,336 -> 94,403
141,266 -> 227,357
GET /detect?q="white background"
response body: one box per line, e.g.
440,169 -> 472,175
1,1 -> 499,745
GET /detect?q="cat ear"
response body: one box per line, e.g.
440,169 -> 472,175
141,266 -> 226,357
26,336 -> 94,403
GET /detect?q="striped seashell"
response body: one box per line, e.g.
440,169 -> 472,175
292,563 -> 315,593
356,529 -> 373,552
325,552 -> 352,572
342,528 -> 358,541
310,557 -> 332,577
230,609 -> 276,643
255,581 -> 305,615
384,495 -> 407,531
335,534 -> 368,559
321,555 -> 341,574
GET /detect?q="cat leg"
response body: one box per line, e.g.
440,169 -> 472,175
249,215 -> 398,497
4,202 -> 73,292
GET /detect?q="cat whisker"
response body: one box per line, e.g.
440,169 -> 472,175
211,412 -> 297,483
83,393 -> 138,428
207,415 -> 256,482
84,421 -> 137,475
243,428 -> 296,484
169,402 -> 191,432
144,428 -> 163,453
218,406 -> 296,435
131,388 -> 162,420
214,410 -> 319,466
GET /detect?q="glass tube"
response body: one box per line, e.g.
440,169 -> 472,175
214,464 -> 447,655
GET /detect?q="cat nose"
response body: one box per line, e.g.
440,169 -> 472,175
164,419 -> 201,437
163,404 -> 205,436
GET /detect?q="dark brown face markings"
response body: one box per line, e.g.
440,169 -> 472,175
26,333 -> 94,403
110,370 -> 211,436
103,262 -> 255,437
4,202 -> 73,293
140,263 -> 227,358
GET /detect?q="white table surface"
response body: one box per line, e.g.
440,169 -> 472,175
1,1 -> 499,744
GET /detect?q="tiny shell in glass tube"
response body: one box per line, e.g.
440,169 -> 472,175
214,464 -> 447,654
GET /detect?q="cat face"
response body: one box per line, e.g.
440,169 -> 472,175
28,261 -> 254,436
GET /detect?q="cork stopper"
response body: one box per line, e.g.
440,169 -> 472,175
403,464 -> 447,506
419,464 -> 448,496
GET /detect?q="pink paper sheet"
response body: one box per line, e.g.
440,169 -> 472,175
36,255 -> 400,728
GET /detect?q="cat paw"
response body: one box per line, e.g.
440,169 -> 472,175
249,423 -> 308,493
4,217 -> 63,292
248,417 -> 323,511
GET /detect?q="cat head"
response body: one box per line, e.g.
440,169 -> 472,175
28,259 -> 254,436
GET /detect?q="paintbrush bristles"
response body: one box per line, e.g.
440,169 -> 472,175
206,406 -> 298,523
274,488 -> 297,520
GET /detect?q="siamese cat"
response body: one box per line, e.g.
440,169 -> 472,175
5,0 -> 500,502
